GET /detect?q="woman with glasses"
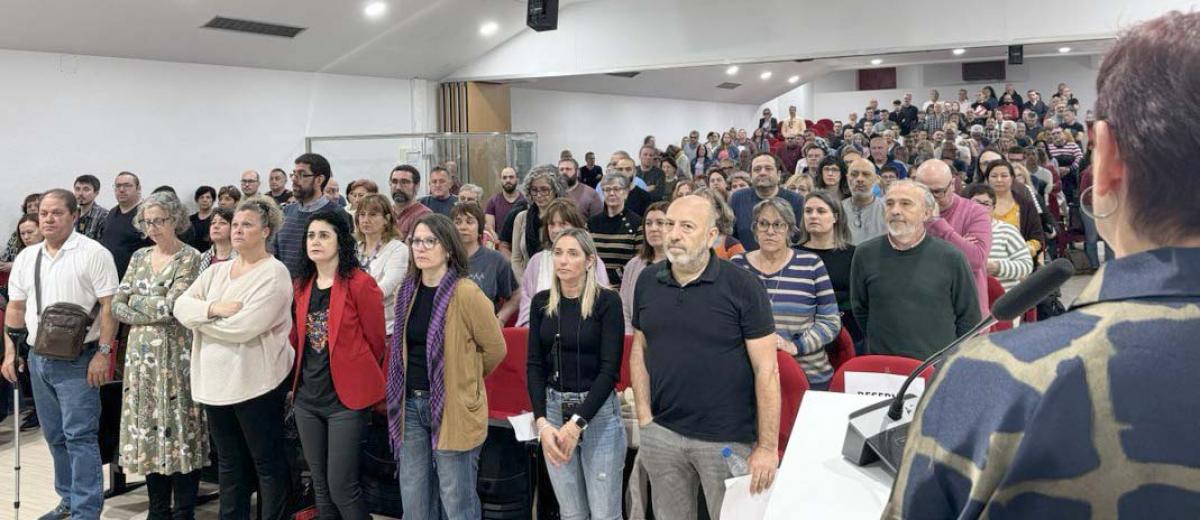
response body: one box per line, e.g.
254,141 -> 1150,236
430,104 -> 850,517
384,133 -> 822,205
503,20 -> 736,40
198,207 -> 237,272
783,173 -> 814,197
354,193 -> 409,338
798,191 -> 861,346
619,201 -> 669,331
289,212 -> 386,519
518,198 -> 610,326
527,228 -> 626,519
961,183 -> 1033,292
387,214 -> 506,520
510,165 -> 566,278
731,198 -> 841,389
813,156 -> 851,200
174,196 -> 295,519
452,202 -> 520,325
112,192 -> 208,519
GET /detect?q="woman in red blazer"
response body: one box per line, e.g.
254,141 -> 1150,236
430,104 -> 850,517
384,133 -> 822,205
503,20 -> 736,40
289,212 -> 386,520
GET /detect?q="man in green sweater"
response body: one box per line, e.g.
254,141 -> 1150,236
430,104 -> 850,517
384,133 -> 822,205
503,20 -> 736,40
850,180 -> 980,360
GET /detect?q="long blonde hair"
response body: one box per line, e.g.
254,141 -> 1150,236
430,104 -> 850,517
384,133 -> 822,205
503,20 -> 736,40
544,227 -> 603,320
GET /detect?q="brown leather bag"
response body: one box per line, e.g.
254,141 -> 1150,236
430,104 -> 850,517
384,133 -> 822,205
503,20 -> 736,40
32,251 -> 98,360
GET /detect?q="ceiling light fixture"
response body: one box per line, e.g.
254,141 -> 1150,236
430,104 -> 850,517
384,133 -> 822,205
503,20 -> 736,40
479,21 -> 499,36
788,75 -> 800,84
1058,46 -> 1072,53
364,1 -> 387,18
870,58 -> 883,66
760,71 -> 773,80
726,65 -> 739,75
952,48 -> 966,56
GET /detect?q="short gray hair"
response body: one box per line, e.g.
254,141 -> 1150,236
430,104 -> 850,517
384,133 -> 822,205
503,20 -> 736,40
459,183 -> 484,198
135,191 -> 190,235
887,179 -> 939,217
521,164 -> 566,199
599,173 -> 629,189
751,197 -> 798,246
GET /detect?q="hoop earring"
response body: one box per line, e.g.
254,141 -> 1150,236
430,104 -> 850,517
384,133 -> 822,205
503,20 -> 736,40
1079,186 -> 1118,220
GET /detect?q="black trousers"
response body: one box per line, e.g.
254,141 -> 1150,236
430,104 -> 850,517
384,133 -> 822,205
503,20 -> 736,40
204,382 -> 291,520
145,470 -> 201,520
293,401 -> 371,520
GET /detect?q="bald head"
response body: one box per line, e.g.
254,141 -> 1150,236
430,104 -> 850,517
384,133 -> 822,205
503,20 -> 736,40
914,159 -> 956,210
669,195 -> 717,231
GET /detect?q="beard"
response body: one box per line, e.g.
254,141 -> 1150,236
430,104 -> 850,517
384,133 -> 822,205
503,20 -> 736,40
502,182 -> 517,194
886,219 -> 917,238
665,243 -> 706,270
294,185 -> 315,201
565,175 -> 578,188
392,189 -> 411,205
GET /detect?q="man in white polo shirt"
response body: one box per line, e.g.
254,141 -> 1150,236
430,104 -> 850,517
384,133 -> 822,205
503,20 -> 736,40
2,188 -> 119,520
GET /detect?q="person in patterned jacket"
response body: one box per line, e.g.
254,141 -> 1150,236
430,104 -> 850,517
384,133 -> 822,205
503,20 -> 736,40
885,11 -> 1200,518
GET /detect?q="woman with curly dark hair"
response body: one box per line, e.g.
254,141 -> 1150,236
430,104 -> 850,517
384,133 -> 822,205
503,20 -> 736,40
289,211 -> 387,519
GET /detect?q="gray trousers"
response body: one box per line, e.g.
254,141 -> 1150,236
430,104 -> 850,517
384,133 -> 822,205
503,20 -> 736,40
639,421 -> 752,520
293,402 -> 371,520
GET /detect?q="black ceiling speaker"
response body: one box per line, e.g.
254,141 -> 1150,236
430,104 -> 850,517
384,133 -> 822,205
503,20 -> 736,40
1008,45 -> 1024,65
527,0 -> 559,32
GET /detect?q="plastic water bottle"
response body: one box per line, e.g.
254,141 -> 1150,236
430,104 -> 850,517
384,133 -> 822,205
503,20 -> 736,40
722,446 -> 749,477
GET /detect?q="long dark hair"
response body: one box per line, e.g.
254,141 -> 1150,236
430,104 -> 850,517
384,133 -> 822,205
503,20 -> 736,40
294,212 -> 361,282
408,214 -> 470,278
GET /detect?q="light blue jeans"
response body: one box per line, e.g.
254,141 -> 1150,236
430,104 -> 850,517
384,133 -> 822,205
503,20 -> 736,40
545,389 -> 627,520
398,393 -> 482,520
29,345 -> 103,519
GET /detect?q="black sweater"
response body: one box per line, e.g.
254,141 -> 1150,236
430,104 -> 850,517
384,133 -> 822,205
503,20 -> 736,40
526,288 -> 624,421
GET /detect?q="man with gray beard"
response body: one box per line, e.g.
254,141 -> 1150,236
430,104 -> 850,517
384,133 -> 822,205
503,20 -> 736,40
842,158 -> 888,245
849,180 -> 980,360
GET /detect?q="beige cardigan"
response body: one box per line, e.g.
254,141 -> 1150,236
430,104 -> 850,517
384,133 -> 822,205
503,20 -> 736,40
174,258 -> 295,406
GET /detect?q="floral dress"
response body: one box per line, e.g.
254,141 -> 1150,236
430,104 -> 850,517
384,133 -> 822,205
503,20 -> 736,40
112,246 -> 209,475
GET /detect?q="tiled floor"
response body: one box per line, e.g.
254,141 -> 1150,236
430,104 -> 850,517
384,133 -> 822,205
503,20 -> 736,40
0,275 -> 1098,519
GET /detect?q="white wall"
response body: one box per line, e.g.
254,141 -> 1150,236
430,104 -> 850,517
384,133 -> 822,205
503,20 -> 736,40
0,48 -> 437,235
799,55 -> 1100,123
511,88 -> 758,166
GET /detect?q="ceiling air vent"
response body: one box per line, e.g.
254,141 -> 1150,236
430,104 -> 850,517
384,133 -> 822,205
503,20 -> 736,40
716,82 -> 741,90
202,16 -> 307,38
605,72 -> 641,78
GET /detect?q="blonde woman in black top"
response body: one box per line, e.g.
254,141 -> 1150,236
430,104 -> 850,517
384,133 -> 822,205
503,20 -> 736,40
527,227 -> 626,519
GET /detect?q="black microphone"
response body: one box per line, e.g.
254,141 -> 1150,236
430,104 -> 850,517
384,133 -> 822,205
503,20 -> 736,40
842,258 -> 1075,474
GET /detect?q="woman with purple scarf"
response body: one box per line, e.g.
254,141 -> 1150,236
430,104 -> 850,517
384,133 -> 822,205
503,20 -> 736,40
386,214 -> 506,519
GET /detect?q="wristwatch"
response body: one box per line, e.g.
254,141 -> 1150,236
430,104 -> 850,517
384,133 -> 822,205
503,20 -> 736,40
98,343 -> 113,355
570,414 -> 588,431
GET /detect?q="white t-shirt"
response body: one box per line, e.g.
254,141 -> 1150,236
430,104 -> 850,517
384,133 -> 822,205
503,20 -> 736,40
8,232 -> 119,344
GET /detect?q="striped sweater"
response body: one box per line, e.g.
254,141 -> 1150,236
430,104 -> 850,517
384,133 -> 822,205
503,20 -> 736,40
731,250 -> 842,387
588,209 -> 643,289
989,219 -> 1033,291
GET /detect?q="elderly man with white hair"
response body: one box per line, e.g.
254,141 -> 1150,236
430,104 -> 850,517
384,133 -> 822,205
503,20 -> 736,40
849,180 -> 981,360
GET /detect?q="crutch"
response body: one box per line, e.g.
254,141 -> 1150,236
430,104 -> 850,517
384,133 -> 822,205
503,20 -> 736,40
12,375 -> 20,520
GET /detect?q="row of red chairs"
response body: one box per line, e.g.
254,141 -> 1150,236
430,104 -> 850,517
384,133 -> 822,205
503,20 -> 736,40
485,327 -> 933,458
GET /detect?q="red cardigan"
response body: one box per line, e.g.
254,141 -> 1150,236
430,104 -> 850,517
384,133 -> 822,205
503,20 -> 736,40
290,269 -> 387,410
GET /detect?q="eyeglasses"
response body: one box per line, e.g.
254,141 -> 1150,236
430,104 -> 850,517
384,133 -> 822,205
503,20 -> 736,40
601,186 -> 626,194
144,217 -> 173,229
410,237 -> 440,251
928,183 -> 954,197
529,186 -> 553,195
241,179 -> 259,184
755,220 -> 789,233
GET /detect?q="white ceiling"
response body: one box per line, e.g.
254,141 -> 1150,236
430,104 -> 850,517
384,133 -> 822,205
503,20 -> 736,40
512,39 -> 1113,105
0,0 -> 589,80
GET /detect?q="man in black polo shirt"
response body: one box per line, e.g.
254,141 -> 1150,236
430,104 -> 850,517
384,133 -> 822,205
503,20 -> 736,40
630,195 -> 781,519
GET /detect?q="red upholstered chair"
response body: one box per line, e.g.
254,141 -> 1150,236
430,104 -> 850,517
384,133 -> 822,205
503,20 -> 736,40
827,355 -> 933,393
987,276 -> 1014,332
616,334 -> 633,392
485,327 -> 532,420
776,351 -> 810,458
827,328 -> 856,371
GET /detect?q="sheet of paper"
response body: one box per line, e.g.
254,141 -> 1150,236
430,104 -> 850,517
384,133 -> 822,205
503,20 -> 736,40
843,371 -> 925,400
720,475 -> 774,520
507,412 -> 537,442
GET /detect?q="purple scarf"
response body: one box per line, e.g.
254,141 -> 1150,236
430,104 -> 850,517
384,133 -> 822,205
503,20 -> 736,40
386,269 -> 459,455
